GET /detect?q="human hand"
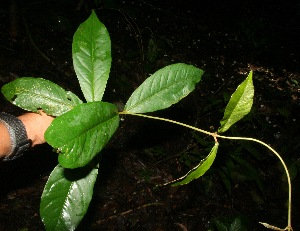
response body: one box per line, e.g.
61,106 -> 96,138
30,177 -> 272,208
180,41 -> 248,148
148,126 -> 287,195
18,111 -> 54,147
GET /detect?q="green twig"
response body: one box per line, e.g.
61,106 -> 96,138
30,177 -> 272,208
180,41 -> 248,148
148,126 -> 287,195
120,111 -> 293,231
216,134 -> 293,231
120,111 -> 212,136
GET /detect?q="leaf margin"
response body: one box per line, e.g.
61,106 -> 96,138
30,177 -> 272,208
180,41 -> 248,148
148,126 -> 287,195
218,71 -> 254,133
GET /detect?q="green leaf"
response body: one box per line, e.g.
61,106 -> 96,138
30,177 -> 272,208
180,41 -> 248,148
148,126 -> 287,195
229,218 -> 241,231
45,102 -> 119,168
229,218 -> 246,231
1,77 -> 82,116
40,164 -> 98,231
170,143 -> 219,186
218,71 -> 254,133
147,38 -> 158,63
219,169 -> 232,195
72,10 -> 111,102
124,63 -> 203,113
230,154 -> 264,194
213,219 -> 229,231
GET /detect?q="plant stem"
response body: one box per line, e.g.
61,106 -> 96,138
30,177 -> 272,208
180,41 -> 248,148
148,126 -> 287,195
217,134 -> 292,231
120,111 -> 212,135
120,111 -> 292,230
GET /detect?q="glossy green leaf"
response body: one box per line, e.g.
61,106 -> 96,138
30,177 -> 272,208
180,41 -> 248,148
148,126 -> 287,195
72,10 -> 111,102
40,164 -> 98,231
1,77 -> 82,116
45,102 -> 119,168
229,218 -> 244,231
124,63 -> 203,113
218,71 -> 254,133
171,143 -> 219,186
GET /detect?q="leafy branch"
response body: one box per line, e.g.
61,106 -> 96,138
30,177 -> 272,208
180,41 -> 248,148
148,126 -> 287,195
1,11 -> 293,231
119,111 -> 293,231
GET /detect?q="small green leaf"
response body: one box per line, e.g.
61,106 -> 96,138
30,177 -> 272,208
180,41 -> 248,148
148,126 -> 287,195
1,77 -> 82,116
277,107 -> 291,119
219,169 -> 232,195
147,38 -> 158,63
124,63 -> 203,113
218,71 -> 254,133
229,218 -> 243,231
40,164 -> 98,231
213,219 -> 229,231
170,143 -> 219,186
230,154 -> 264,194
72,10 -> 111,102
45,102 -> 119,168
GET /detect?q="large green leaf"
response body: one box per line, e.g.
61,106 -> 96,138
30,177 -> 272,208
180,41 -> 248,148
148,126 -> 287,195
218,71 -> 254,133
40,164 -> 98,231
72,10 -> 111,102
170,143 -> 219,186
45,102 -> 119,168
1,77 -> 82,116
124,63 -> 203,113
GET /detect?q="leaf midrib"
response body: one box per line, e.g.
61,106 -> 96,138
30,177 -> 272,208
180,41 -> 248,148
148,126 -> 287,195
126,70 -> 197,111
16,87 -> 76,111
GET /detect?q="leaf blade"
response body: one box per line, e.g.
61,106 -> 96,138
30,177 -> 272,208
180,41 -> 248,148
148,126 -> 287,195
40,164 -> 98,231
45,101 -> 119,168
171,143 -> 219,186
124,63 -> 203,113
1,77 -> 82,116
218,71 -> 254,133
72,10 -> 111,102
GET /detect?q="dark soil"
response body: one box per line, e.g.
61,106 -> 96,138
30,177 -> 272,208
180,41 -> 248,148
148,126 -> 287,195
0,0 -> 300,230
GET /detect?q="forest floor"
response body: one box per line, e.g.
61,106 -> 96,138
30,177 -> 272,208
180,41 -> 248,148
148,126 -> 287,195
0,1 -> 300,230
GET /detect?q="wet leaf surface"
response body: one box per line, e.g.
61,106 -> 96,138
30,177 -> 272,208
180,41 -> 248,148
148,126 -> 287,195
0,0 -> 299,230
